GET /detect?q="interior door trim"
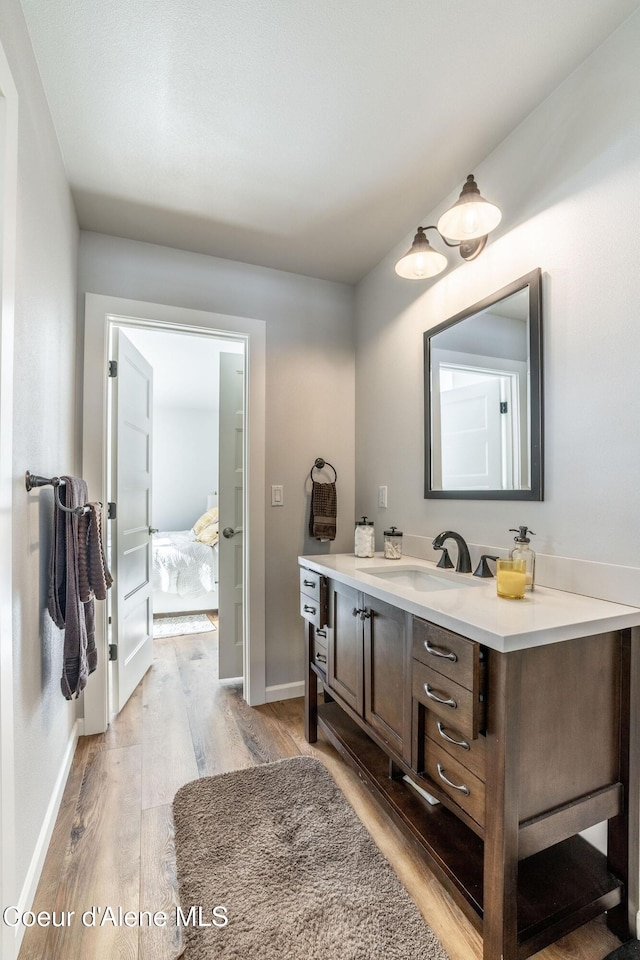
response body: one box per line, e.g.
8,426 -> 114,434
82,294 -> 266,733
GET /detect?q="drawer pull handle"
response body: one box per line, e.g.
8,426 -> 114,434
436,763 -> 470,795
315,629 -> 327,638
303,579 -> 316,587
424,639 -> 457,662
437,722 -> 470,750
315,652 -> 327,664
424,684 -> 457,709
304,605 -> 316,614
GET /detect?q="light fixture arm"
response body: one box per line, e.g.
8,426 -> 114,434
416,225 -> 487,261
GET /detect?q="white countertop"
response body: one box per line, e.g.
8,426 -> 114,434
298,552 -> 640,652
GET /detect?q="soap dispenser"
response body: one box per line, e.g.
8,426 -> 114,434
509,526 -> 536,591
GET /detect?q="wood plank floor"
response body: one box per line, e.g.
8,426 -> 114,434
18,622 -> 622,960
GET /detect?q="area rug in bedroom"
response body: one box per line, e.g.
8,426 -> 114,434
152,614 -> 216,639
172,756 -> 449,960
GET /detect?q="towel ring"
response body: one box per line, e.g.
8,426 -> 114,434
310,458 -> 337,483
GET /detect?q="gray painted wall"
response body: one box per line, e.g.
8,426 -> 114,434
0,0 -> 79,899
354,11 -> 640,573
78,232 -> 356,687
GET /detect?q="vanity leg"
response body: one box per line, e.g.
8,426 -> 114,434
483,650 -> 522,960
607,629 -> 639,939
304,623 -> 318,743
388,758 -> 403,780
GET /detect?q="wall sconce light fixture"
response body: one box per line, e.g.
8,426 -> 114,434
394,175 -> 502,280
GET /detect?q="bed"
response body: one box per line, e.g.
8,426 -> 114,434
152,508 -> 219,614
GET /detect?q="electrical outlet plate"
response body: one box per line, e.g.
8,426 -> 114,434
378,485 -> 388,508
271,484 -> 284,506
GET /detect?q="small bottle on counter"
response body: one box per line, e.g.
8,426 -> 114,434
383,526 -> 403,560
354,516 -> 375,558
509,526 -> 536,591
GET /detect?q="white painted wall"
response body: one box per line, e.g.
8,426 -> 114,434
78,233 -> 355,686
355,11 -> 640,592
0,0 -> 79,934
152,407 -> 217,531
123,327 -> 243,531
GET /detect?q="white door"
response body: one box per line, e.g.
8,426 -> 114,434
440,377 -> 503,489
218,352 -> 244,679
110,328 -> 154,712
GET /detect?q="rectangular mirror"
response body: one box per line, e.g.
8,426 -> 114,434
424,268 -> 542,500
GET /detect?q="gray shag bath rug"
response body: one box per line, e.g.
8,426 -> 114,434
172,756 -> 449,960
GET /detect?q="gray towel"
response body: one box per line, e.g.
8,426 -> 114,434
309,481 -> 337,541
78,503 -> 113,602
47,476 -> 98,700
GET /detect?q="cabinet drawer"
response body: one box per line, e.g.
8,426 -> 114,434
300,594 -> 323,627
300,568 -> 322,602
424,739 -> 485,828
412,617 -> 480,691
312,633 -> 328,673
413,659 -> 483,740
425,712 -> 486,782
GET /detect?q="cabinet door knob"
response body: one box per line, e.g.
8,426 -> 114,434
424,684 -> 457,709
424,639 -> 457,662
436,721 -> 470,750
360,609 -> 372,620
352,607 -> 362,617
436,763 -> 470,795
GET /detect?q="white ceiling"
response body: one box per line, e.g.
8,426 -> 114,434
21,0 -> 640,283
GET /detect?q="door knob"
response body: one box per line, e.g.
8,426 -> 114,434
222,526 -> 237,539
149,527 -> 159,534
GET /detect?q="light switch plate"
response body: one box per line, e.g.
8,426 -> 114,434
378,485 -> 388,508
271,484 -> 284,506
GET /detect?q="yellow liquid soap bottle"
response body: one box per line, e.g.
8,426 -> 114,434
509,526 -> 536,591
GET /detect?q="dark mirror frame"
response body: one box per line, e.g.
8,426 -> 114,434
424,267 -> 543,500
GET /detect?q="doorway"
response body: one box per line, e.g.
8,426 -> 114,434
82,295 -> 266,735
108,324 -> 245,715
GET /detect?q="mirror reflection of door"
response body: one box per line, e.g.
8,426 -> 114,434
434,363 -> 523,488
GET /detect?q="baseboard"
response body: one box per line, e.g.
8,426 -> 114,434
11,718 -> 80,957
265,681 -> 305,703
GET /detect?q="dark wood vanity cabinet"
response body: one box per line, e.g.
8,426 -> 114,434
301,567 -> 639,960
324,580 -> 411,762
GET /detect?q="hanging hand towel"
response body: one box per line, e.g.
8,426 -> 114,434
309,480 -> 337,541
47,476 -> 98,700
78,503 -> 113,602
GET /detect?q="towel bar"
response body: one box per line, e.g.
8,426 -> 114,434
25,471 -> 91,516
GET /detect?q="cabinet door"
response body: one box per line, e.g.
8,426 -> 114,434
364,595 -> 411,762
327,580 -> 363,715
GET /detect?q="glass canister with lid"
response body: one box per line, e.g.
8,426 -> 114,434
354,516 -> 375,558
383,526 -> 403,559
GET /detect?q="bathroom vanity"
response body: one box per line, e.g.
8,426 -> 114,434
299,553 -> 640,960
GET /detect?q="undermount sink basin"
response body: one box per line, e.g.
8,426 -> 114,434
364,565 -> 482,592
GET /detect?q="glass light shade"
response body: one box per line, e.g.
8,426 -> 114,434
437,175 -> 502,242
395,228 -> 448,280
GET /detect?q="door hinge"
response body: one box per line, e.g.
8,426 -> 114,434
108,360 -> 118,377
108,644 -> 118,661
107,502 -> 117,520
500,401 -> 508,414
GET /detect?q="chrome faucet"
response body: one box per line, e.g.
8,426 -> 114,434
432,531 -> 472,574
